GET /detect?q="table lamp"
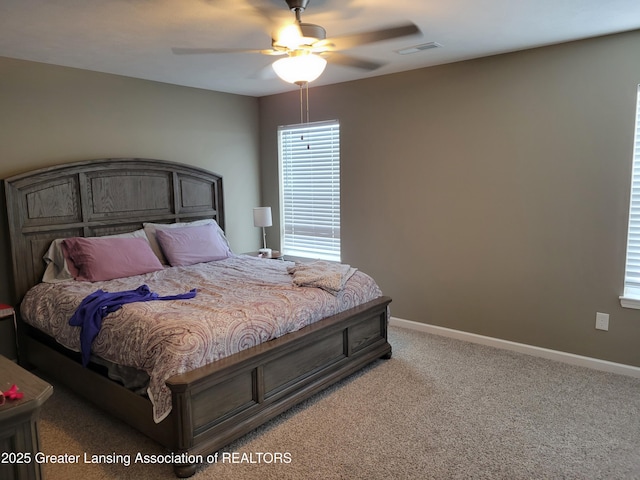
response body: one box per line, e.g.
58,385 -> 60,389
253,207 -> 272,255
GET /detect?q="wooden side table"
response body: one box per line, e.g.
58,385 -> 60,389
244,250 -> 284,260
0,355 -> 53,480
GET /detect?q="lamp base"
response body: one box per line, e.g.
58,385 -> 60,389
258,248 -> 272,255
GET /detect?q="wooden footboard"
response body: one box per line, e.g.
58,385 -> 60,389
167,295 -> 391,477
22,295 -> 391,477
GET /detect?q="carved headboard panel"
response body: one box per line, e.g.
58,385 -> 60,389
4,158 -> 224,302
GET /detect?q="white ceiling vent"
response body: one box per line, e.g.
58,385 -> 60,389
396,42 -> 442,55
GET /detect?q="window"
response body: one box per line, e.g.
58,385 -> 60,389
279,120 -> 340,261
622,85 -> 640,308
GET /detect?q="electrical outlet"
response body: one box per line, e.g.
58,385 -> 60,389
595,312 -> 609,331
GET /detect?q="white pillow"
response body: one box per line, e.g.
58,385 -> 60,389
42,229 -> 148,283
143,219 -> 231,265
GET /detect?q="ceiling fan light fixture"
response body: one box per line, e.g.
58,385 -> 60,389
274,23 -> 326,50
272,52 -> 327,84
275,24 -> 306,50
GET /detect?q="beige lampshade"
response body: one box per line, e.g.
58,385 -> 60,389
253,207 -> 272,228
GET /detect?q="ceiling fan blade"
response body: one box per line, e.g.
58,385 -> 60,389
326,52 -> 385,71
322,22 -> 421,50
172,47 -> 267,55
172,47 -> 287,57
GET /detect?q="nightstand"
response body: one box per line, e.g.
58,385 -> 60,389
244,251 -> 284,260
0,355 -> 53,480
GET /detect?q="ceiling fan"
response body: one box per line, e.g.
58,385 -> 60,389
172,0 -> 421,84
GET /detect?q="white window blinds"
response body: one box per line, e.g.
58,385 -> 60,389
623,85 -> 640,300
279,120 -> 340,261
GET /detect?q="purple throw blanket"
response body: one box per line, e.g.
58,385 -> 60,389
69,284 -> 196,366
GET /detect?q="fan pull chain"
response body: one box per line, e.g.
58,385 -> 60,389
299,82 -> 304,125
298,81 -> 311,149
305,81 -> 310,124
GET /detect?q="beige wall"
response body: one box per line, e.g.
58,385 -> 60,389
259,30 -> 640,367
0,57 -> 261,357
0,56 -> 261,250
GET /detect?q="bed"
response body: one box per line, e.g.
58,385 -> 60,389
3,158 -> 392,477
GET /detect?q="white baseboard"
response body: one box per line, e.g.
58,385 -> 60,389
389,317 -> 640,379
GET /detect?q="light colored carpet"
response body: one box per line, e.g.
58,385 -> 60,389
37,326 -> 640,479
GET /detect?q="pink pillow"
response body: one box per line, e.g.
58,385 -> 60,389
62,237 -> 163,282
155,224 -> 231,266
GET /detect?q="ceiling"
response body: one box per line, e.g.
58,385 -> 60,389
2,0 -> 640,97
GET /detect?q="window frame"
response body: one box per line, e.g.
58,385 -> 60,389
278,119 -> 341,262
621,85 -> 640,308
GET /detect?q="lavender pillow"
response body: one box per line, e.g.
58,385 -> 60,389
143,219 -> 230,264
155,224 -> 231,267
62,237 -> 163,282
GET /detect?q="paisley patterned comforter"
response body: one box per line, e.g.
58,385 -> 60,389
20,255 -> 382,423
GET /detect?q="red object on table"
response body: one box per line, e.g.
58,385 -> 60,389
3,384 -> 23,400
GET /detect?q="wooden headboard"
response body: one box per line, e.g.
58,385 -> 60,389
4,158 -> 224,302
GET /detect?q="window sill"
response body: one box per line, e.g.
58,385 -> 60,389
620,290 -> 640,309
